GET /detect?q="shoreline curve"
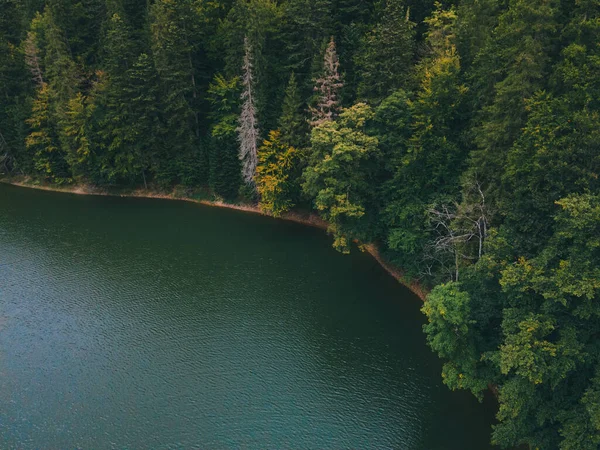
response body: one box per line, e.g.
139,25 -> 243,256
0,176 -> 428,301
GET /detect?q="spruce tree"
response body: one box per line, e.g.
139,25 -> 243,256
150,0 -> 207,185
26,83 -> 71,183
384,4 -> 468,278
309,37 -> 344,126
468,0 -> 560,208
278,72 -> 307,148
59,92 -> 91,181
355,0 -> 416,102
207,74 -> 241,200
237,37 -> 260,188
281,0 -> 334,75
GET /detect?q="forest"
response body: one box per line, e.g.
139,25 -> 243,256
1,0 -> 599,448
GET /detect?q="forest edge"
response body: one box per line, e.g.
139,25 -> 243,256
0,176 -> 428,301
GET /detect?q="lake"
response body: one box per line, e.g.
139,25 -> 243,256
0,183 -> 495,449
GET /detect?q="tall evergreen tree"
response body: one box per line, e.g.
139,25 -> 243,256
207,74 -> 241,200
238,37 -> 260,188
59,91 -> 92,181
355,0 -> 416,102
216,0 -> 284,132
384,4 -> 469,279
309,37 -> 344,126
280,0 -> 334,76
468,0 -> 560,209
26,82 -> 71,182
278,72 -> 308,149
1,0 -> 32,172
150,0 -> 208,185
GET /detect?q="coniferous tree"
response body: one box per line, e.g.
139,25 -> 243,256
2,7 -> 34,172
59,92 -> 92,181
121,53 -> 164,187
45,0 -> 105,66
216,0 -> 284,132
208,74 -> 241,200
278,72 -> 308,148
238,37 -> 260,188
355,0 -> 416,102
26,83 -> 71,182
468,0 -> 560,208
23,31 -> 44,86
281,0 -> 334,76
95,11 -> 138,183
384,4 -> 468,278
41,8 -> 80,109
309,37 -> 344,126
150,0 -> 207,185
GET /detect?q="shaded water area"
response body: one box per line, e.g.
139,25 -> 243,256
0,184 -> 495,449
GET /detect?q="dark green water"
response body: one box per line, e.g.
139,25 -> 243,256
0,184 -> 495,449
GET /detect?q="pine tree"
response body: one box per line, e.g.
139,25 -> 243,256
42,8 -> 80,108
216,0 -> 284,133
207,74 -> 241,200
46,0 -> 105,66
96,12 -> 138,183
26,83 -> 71,183
121,53 -> 164,187
237,37 -> 260,187
59,92 -> 92,181
468,0 -> 560,208
278,72 -> 308,148
309,37 -> 344,126
23,31 -> 44,86
3,28 -> 38,172
281,0 -> 334,75
150,0 -> 207,185
384,3 -> 469,279
355,0 -> 416,102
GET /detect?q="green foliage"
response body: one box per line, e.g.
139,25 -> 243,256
207,74 -> 241,200
501,92 -> 600,253
384,5 -> 468,279
216,0 -> 284,130
303,103 -> 379,252
0,0 -> 31,172
355,0 -> 416,102
280,0 -> 334,76
423,283 -> 490,396
59,92 -> 92,180
256,130 -> 298,216
26,83 -> 71,183
278,72 -> 308,149
149,0 -> 208,186
4,1 -> 600,447
469,0 -> 560,206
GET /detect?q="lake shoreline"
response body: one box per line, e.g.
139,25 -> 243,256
0,176 -> 428,300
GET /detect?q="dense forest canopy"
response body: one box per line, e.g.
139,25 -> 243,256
1,0 -> 599,448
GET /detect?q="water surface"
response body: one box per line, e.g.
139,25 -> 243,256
0,184 -> 495,449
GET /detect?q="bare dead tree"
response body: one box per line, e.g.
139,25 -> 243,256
427,182 -> 489,282
24,31 -> 44,87
237,36 -> 259,187
309,37 -> 344,127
